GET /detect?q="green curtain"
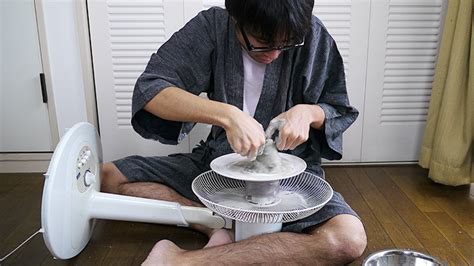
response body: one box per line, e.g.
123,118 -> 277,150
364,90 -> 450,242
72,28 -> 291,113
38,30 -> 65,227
419,0 -> 474,186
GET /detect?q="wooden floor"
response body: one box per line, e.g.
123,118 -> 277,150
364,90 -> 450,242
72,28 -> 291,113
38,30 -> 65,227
0,165 -> 473,265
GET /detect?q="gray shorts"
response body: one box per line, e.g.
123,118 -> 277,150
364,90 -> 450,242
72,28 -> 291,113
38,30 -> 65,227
113,150 -> 359,233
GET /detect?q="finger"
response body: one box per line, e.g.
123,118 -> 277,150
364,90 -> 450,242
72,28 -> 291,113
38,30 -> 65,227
287,132 -> 305,150
255,123 -> 266,149
265,118 -> 285,139
275,126 -> 284,150
286,137 -> 298,151
231,140 -> 247,157
245,144 -> 255,160
265,124 -> 278,139
276,134 -> 288,150
251,137 -> 265,159
278,123 -> 297,150
294,131 -> 309,150
239,149 -> 248,157
287,134 -> 301,150
239,143 -> 250,157
288,138 -> 303,150
229,142 -> 239,154
256,143 -> 265,156
247,149 -> 257,160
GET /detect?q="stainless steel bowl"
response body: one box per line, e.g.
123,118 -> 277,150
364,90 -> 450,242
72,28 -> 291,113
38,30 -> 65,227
363,249 -> 446,266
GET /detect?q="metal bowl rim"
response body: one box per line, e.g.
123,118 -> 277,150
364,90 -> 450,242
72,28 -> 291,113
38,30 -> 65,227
363,249 -> 445,265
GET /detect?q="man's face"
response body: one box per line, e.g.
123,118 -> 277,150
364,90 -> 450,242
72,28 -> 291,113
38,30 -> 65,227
236,28 -> 284,65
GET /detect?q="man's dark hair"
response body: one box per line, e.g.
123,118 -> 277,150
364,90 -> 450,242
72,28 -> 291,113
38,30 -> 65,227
225,0 -> 314,45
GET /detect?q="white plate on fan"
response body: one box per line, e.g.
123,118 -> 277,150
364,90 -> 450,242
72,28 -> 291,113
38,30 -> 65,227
210,153 -> 307,182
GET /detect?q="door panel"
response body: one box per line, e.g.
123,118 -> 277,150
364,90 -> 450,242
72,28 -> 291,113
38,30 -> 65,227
0,0 -> 52,152
362,0 -> 447,161
88,0 -> 190,162
314,0 -> 370,162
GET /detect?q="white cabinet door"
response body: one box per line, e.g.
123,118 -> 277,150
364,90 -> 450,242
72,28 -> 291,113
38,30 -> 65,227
0,0 -> 53,152
88,0 -> 190,162
362,0 -> 447,161
313,0 -> 370,162
183,1 -> 225,150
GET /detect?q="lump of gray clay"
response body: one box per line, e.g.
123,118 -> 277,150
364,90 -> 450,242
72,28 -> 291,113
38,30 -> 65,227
235,139 -> 282,174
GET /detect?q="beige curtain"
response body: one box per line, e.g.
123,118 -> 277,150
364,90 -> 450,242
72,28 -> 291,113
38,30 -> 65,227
419,0 -> 474,186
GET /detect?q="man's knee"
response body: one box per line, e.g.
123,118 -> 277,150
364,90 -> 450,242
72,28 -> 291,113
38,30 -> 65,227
101,162 -> 128,194
332,215 -> 367,260
311,214 -> 367,262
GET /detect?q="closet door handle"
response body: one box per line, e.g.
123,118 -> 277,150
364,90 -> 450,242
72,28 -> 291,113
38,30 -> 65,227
39,73 -> 48,103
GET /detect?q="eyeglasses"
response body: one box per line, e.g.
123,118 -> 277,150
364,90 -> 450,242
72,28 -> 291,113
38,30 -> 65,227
239,25 -> 305,52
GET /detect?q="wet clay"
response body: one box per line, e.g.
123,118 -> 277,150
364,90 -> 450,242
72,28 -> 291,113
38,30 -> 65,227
232,139 -> 284,174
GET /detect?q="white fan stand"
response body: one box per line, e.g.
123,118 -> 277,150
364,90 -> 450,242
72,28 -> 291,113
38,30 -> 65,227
41,122 -> 333,259
192,170 -> 334,241
41,123 -> 227,259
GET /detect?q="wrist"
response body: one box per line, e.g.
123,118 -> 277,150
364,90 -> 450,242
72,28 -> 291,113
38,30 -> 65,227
305,104 -> 325,129
213,102 -> 238,129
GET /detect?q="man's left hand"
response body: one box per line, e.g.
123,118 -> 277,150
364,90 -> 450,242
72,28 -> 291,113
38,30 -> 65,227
270,104 -> 325,151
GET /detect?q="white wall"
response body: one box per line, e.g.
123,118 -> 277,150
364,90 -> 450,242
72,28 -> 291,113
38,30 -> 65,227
40,0 -> 88,137
0,1 -> 3,151
0,0 -> 94,173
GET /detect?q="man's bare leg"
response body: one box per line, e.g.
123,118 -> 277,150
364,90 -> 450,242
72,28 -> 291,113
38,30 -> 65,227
142,214 -> 367,265
101,163 -> 234,246
203,229 -> 235,248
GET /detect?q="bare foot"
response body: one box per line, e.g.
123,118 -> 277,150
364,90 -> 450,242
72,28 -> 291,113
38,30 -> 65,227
142,240 -> 183,265
204,229 -> 235,248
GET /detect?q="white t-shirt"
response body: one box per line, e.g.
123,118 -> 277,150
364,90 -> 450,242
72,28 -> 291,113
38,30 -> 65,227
242,49 -> 266,117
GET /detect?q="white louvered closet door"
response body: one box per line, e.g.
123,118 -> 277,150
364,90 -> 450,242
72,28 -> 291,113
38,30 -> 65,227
88,0 -> 189,162
362,0 -> 448,162
182,0 -> 226,151
313,0 -> 370,162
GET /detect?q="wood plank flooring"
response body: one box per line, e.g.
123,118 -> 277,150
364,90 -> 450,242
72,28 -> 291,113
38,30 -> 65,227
0,165 -> 472,265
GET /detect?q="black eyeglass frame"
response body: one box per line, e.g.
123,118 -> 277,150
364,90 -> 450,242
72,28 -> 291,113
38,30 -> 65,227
239,25 -> 305,52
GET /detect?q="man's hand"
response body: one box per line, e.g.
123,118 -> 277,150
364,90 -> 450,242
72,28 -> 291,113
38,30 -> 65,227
270,104 -> 325,151
143,87 -> 265,158
222,106 -> 266,159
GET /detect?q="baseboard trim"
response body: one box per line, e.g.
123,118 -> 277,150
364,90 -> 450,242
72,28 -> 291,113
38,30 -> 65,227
0,152 -> 419,173
0,153 -> 52,173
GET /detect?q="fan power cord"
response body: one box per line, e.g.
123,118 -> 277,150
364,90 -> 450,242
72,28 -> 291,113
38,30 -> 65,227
0,228 -> 44,262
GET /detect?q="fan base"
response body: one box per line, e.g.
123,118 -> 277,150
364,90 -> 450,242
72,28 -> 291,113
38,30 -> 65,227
235,221 -> 282,241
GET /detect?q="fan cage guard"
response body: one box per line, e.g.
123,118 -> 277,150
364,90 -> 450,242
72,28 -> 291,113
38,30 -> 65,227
192,170 -> 333,224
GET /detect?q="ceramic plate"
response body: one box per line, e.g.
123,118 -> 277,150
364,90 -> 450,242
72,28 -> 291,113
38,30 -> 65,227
210,153 -> 307,181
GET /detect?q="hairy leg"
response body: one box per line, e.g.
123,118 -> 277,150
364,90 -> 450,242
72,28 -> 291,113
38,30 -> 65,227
101,162 -> 200,205
142,214 -> 367,265
203,229 -> 235,248
100,162 -> 233,244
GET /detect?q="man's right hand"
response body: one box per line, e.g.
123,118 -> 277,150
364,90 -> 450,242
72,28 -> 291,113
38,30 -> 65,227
144,87 -> 265,158
222,106 -> 266,159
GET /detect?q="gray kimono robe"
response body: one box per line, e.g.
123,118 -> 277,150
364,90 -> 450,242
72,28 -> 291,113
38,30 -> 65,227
131,7 -> 358,175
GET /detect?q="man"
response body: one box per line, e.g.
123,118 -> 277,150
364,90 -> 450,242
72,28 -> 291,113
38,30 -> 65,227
101,0 -> 367,264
